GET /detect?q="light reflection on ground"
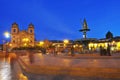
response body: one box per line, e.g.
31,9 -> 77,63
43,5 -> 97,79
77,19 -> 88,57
0,58 -> 11,80
0,58 -> 28,80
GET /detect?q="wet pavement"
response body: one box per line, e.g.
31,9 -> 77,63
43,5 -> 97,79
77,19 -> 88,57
25,71 -> 120,80
21,54 -> 120,68
1,53 -> 120,80
0,58 -> 17,80
0,57 -> 28,80
19,54 -> 120,80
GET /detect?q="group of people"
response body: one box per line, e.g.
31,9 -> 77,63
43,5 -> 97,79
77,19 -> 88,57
100,44 -> 111,56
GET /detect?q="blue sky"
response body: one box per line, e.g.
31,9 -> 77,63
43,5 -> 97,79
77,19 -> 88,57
0,0 -> 120,43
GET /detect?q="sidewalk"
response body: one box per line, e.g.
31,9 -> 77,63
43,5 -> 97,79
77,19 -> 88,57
18,53 -> 120,78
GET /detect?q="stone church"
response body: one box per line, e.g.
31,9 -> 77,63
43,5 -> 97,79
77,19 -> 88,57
10,22 -> 35,48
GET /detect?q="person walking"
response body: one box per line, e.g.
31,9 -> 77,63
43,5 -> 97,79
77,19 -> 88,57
71,46 -> 74,56
100,46 -> 103,56
107,44 -> 111,56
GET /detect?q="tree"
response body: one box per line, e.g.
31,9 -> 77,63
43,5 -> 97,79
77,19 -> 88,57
106,31 -> 113,39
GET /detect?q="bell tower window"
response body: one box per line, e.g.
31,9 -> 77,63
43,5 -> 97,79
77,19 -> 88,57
13,29 -> 16,33
30,30 -> 32,33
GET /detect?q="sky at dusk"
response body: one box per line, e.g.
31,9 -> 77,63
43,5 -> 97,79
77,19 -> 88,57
0,0 -> 120,44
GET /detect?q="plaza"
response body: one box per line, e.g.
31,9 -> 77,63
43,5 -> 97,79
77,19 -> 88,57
0,51 -> 120,80
10,52 -> 120,80
0,20 -> 120,80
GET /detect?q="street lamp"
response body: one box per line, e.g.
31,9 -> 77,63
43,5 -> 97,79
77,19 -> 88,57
3,31 -> 10,57
63,39 -> 69,44
39,41 -> 44,47
63,39 -> 69,55
4,32 -> 10,38
63,39 -> 69,47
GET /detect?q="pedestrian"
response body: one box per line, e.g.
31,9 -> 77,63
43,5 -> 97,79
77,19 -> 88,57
103,49 -> 107,56
54,48 -> 58,56
71,46 -> 74,56
100,46 -> 103,56
107,44 -> 111,56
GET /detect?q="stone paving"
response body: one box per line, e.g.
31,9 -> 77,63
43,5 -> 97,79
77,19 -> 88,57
25,72 -> 120,80
21,53 -> 120,68
18,53 -> 120,80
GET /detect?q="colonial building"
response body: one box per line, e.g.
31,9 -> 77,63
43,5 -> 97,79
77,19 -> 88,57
10,23 -> 35,48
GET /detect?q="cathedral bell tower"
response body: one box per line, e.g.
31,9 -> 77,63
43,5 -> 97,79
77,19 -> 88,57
11,22 -> 19,47
28,23 -> 35,46
11,22 -> 19,34
28,23 -> 34,34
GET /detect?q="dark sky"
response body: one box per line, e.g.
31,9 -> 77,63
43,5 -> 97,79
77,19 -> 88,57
0,0 -> 120,44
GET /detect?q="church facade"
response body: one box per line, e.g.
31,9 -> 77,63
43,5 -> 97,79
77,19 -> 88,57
10,23 -> 35,48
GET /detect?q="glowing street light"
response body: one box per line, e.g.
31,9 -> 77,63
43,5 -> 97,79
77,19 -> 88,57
40,41 -> 44,45
39,41 -> 44,47
4,32 -> 10,38
63,39 -> 69,44
63,39 -> 69,55
63,39 -> 69,48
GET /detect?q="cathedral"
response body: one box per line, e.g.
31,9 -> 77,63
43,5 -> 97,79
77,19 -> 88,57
10,23 -> 35,48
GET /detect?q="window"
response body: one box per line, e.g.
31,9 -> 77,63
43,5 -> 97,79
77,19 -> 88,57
30,30 -> 32,33
13,29 -> 16,33
13,40 -> 15,43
